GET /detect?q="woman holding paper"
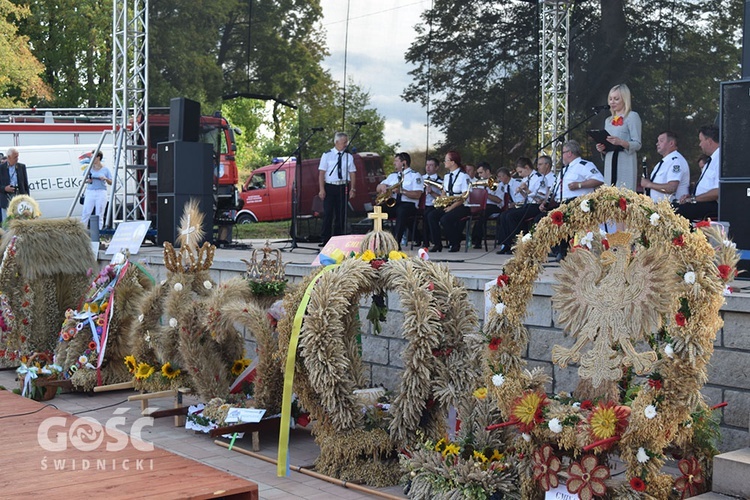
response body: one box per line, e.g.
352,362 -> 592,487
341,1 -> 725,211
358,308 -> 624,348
595,83 -> 642,191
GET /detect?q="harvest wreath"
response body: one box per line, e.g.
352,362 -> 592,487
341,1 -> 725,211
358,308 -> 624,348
275,230 -> 482,486
484,186 -> 738,499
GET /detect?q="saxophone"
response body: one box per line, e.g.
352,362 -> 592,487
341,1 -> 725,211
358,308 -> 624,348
375,177 -> 404,208
434,178 -> 496,209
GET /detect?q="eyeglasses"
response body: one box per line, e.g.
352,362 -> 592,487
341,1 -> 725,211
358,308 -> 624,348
561,150 -> 570,154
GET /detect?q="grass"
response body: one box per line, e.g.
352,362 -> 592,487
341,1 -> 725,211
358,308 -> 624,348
233,220 -> 292,240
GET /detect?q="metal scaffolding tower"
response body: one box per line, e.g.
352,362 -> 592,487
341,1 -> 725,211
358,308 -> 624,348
110,0 -> 149,227
539,0 -> 569,167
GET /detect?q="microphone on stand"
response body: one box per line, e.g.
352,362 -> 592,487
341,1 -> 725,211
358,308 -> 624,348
351,121 -> 368,126
591,104 -> 610,112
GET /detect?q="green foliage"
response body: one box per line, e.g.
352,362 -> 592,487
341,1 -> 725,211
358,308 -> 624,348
405,0 -> 743,169
0,0 -> 52,106
246,279 -> 286,297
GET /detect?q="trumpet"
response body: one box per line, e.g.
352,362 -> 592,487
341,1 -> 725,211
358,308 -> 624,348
375,177 -> 404,208
423,178 -> 443,190
434,177 -> 497,208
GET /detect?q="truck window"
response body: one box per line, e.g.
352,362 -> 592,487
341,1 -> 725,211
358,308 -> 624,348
200,127 -> 228,154
248,173 -> 266,190
271,170 -> 286,189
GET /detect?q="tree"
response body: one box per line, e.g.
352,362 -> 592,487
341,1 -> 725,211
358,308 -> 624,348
404,0 -> 744,168
0,0 -> 52,106
10,0 -> 110,107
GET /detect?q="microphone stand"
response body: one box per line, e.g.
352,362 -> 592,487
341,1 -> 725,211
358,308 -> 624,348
341,122 -> 365,236
278,127 -> 322,251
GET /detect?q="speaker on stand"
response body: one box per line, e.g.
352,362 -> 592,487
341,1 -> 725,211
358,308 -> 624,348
719,79 -> 750,275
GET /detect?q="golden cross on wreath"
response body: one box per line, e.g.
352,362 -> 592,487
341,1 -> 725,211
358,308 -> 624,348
367,205 -> 389,232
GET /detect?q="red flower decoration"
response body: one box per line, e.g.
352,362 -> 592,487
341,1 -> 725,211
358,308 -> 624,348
675,457 -> 704,498
532,444 -> 562,491
370,259 -> 385,270
21,301 -> 29,308
648,379 -> 663,390
580,400 -> 593,411
717,264 -> 732,281
618,197 -> 627,211
694,220 -> 711,228
88,341 -> 97,351
675,312 -> 687,327
566,455 -> 610,500
672,234 -> 684,246
427,281 -> 435,291
611,116 -> 624,126
488,337 -> 502,351
22,318 -> 29,325
630,477 -> 646,492
496,274 -> 510,287
550,211 -> 564,226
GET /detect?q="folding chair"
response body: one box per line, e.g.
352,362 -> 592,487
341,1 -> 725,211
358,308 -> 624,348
461,188 -> 488,252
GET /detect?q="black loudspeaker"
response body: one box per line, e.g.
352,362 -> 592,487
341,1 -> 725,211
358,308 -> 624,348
156,194 -> 214,245
157,141 -> 213,195
720,80 -> 750,179
169,97 -> 200,142
719,180 -> 750,275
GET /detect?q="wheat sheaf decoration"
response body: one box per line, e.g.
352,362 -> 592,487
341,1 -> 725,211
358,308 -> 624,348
483,186 -> 738,499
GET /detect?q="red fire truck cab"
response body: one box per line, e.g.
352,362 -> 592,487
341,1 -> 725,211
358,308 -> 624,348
237,152 -> 386,223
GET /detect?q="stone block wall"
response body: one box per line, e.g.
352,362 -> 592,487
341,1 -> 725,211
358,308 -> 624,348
127,255 -> 750,453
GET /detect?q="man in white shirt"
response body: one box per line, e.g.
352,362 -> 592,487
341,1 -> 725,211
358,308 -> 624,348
640,131 -> 689,204
376,152 -> 422,249
421,157 -> 442,248
425,151 -> 470,252
496,156 -> 554,253
318,132 -> 356,245
676,124 -> 720,220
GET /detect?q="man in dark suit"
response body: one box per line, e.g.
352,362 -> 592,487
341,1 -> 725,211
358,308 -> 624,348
1,148 -> 31,222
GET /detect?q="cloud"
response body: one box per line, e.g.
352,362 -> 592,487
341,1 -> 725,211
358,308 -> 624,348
320,0 -> 442,150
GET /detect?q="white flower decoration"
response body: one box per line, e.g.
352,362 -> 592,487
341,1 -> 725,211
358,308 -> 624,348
78,355 -> 88,365
649,213 -> 660,226
548,418 -> 563,434
580,199 -> 590,212
522,433 -> 531,442
664,344 -> 674,358
580,231 -> 594,249
138,314 -> 144,323
572,402 -> 581,409
683,271 -> 696,284
521,233 -> 532,243
723,239 -> 736,249
636,447 -> 650,463
144,332 -> 151,343
495,302 -> 506,315
169,317 -> 178,328
173,282 -> 183,291
160,279 -> 166,285
203,280 -> 213,290
644,405 -> 657,419
491,373 -> 505,387
599,228 -> 607,237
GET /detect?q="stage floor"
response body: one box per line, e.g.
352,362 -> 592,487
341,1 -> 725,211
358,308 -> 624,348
0,370 -> 404,499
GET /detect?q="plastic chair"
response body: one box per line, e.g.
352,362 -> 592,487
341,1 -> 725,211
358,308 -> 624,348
461,188 -> 488,252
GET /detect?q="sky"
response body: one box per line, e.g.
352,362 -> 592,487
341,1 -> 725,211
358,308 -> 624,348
318,0 -> 444,152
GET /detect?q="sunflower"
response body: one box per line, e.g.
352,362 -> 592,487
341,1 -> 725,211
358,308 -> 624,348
134,362 -> 155,380
588,401 -> 630,441
434,438 -> 447,452
511,390 -> 549,433
161,362 -> 181,379
473,450 -> 488,463
124,355 -> 137,373
442,443 -> 460,457
490,449 -> 505,462
231,358 -> 250,376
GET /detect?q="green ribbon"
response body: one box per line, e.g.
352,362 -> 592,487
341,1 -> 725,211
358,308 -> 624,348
277,264 -> 338,477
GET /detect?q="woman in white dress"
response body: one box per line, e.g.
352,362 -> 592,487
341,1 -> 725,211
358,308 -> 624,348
595,84 -> 642,191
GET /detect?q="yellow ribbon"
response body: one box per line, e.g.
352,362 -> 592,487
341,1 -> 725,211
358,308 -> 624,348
277,264 -> 339,476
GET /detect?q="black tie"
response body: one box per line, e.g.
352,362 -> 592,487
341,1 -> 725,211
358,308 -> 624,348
692,156 -> 710,196
337,152 -> 343,180
397,172 -> 403,203
448,172 -> 455,195
646,160 -> 664,196
559,167 -> 567,201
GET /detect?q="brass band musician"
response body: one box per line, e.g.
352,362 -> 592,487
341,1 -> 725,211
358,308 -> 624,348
376,152 -> 423,249
426,150 -> 471,253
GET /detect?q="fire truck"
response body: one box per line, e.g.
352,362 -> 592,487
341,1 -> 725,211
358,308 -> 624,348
0,108 -> 242,225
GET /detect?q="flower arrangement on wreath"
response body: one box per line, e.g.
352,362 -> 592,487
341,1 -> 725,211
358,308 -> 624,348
400,385 -> 520,499
482,187 -> 737,499
275,226 -> 483,487
15,352 -> 62,400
